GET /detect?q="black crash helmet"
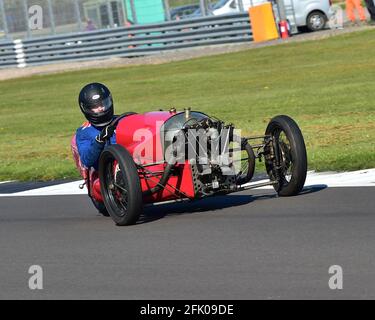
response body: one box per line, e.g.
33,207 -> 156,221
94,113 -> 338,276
78,83 -> 114,127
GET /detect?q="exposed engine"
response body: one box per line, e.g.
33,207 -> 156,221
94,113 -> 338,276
163,108 -> 248,197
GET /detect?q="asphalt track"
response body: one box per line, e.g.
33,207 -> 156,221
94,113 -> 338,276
1,185 -> 374,300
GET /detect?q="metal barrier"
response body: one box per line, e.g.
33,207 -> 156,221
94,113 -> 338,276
0,13 -> 252,69
0,41 -> 19,68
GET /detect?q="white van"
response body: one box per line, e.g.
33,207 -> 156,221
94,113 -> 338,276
212,0 -> 333,32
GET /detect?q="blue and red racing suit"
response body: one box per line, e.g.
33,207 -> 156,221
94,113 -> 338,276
76,121 -> 116,170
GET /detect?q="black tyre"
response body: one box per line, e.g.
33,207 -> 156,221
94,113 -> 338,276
91,197 -> 109,217
99,145 -> 143,226
306,11 -> 327,31
265,115 -> 307,196
235,139 -> 256,186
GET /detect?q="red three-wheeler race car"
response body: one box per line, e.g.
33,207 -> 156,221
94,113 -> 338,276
72,109 -> 307,226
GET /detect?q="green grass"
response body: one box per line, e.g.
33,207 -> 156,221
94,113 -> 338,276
1,29 -> 375,181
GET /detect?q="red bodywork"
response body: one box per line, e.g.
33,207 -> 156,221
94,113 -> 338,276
71,111 -> 196,205
71,135 -> 104,202
116,111 -> 195,203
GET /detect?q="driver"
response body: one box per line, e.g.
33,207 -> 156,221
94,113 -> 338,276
76,82 -> 117,170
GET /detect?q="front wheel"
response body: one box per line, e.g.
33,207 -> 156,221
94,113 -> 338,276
99,145 -> 143,226
265,115 -> 307,196
91,197 -> 109,217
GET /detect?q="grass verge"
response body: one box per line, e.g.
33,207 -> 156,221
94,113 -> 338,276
0,29 -> 374,181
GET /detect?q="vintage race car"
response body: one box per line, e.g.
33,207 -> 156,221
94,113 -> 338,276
72,109 -> 307,226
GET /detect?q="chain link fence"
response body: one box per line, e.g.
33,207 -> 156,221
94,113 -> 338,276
0,0 -> 271,40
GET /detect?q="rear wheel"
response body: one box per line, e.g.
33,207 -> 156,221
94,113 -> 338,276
99,145 -> 143,226
235,139 -> 256,185
265,115 -> 307,196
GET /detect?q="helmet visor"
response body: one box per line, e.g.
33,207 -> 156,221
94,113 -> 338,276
84,96 -> 113,115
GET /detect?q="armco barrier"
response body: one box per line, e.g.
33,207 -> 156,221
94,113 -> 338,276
0,13 -> 252,69
0,41 -> 19,68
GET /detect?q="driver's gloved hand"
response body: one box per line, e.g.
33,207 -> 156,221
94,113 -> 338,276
95,125 -> 115,144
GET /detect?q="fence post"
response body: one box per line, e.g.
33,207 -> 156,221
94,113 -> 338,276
74,0 -> 83,31
0,0 -> 9,38
120,0 -> 128,25
47,0 -> 56,35
276,0 -> 287,21
129,0 -> 137,24
238,0 -> 245,12
22,0 -> 31,38
106,0 -> 114,27
163,0 -> 171,21
200,0 -> 207,16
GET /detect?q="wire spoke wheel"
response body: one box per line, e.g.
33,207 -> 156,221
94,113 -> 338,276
233,137 -> 256,186
105,163 -> 129,217
99,145 -> 143,226
265,115 -> 307,196
90,197 -> 109,217
275,130 -> 293,184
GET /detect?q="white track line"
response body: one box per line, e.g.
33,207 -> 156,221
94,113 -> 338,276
8,180 -> 87,196
243,169 -> 375,190
0,169 -> 374,197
